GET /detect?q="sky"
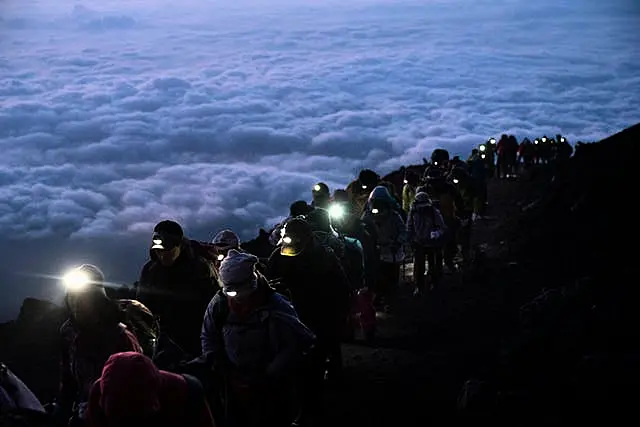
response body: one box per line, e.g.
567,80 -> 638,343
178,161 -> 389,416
1,0 -> 639,319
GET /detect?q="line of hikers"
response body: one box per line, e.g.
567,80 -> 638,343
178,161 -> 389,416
2,135 -> 574,427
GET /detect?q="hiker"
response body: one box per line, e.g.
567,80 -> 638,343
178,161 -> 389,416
201,249 -> 315,427
402,170 -> 419,213
361,185 -> 407,310
447,167 -> 476,266
266,218 -> 350,424
210,229 -> 241,268
406,193 -> 447,295
56,265 -> 142,426
468,149 -> 488,218
269,200 -> 315,247
137,220 -> 216,358
311,182 -> 330,209
330,189 -> 379,291
346,169 -> 381,215
85,351 -> 216,427
424,166 -> 466,273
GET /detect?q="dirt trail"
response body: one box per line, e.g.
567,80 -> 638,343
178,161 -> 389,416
321,176 -> 525,426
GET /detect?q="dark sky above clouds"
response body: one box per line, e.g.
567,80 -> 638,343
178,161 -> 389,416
1,0 -> 639,319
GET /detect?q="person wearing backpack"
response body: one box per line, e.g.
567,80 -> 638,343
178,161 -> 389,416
57,265 -> 143,427
406,193 -> 447,295
85,351 -> 216,427
201,250 -> 315,427
137,220 -> 217,359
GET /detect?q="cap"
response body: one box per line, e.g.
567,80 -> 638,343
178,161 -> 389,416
151,220 -> 183,250
280,218 -> 313,257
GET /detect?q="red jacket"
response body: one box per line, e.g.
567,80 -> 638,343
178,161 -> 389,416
86,352 -> 216,427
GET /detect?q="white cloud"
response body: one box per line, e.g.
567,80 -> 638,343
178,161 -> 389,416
0,0 -> 639,317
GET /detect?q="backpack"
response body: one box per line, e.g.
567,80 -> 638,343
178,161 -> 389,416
411,205 -> 440,245
116,299 -> 160,358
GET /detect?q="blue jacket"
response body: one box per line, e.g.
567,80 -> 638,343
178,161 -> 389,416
201,290 -> 314,380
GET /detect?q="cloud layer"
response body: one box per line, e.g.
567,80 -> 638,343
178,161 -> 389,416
1,0 -> 639,316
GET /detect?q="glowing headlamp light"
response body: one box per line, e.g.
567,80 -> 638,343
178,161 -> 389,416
534,139 -> 539,144
225,290 -> 238,297
479,144 -> 486,152
371,208 -> 379,214
63,270 -> 91,291
282,236 -> 292,244
542,137 -> 547,143
361,185 -> 367,190
489,138 -> 496,144
217,254 -> 224,261
403,179 -> 408,184
313,184 -> 321,192
560,137 -> 566,143
434,161 -> 438,166
481,154 -> 486,159
329,203 -> 345,219
453,178 -> 459,184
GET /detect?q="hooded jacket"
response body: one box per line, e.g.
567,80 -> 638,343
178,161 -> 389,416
362,186 -> 407,263
86,352 -> 215,427
137,239 -> 216,357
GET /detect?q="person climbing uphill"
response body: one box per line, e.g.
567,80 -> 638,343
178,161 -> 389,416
85,351 -> 216,427
56,264 -> 142,427
201,249 -> 315,427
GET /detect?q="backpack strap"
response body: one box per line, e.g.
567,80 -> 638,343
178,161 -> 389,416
182,374 -> 205,427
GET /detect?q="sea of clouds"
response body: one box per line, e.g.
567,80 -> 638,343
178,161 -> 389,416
1,0 -> 638,317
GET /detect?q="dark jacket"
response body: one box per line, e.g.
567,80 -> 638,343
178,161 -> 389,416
266,242 -> 350,342
58,313 -> 141,416
137,239 -> 216,357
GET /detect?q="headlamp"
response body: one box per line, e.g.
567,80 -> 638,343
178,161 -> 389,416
328,203 -> 345,220
453,178 -> 459,184
63,270 -> 91,291
534,139 -> 539,145
542,137 -> 547,143
313,184 -> 321,192
282,236 -> 292,244
489,138 -> 496,144
217,254 -> 224,261
224,290 -> 238,297
434,161 -> 438,166
371,208 -> 379,214
361,185 -> 367,190
560,137 -> 566,143
403,179 -> 408,184
479,144 -> 486,152
481,154 -> 486,159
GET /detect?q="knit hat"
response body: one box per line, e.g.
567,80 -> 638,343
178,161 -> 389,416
218,249 -> 259,295
212,229 -> 240,250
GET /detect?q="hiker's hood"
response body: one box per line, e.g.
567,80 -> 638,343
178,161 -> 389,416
367,186 -> 395,204
99,352 -> 162,418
